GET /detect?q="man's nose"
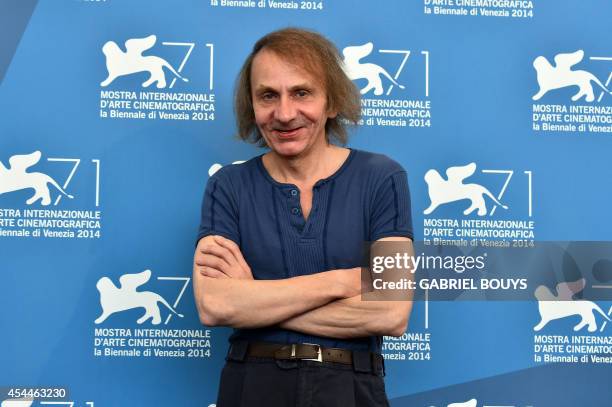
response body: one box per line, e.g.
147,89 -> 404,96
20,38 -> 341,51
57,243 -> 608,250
274,95 -> 297,122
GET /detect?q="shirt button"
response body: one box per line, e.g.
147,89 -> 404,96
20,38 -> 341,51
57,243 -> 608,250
291,208 -> 300,215
290,189 -> 298,196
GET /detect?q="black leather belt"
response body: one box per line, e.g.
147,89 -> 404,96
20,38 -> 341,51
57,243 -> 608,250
249,342 -> 352,364
226,341 -> 385,376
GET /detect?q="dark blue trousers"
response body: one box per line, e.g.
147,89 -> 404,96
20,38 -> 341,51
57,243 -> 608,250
216,357 -> 390,407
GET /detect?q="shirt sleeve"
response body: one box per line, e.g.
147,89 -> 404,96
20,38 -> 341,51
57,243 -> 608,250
196,171 -> 240,246
370,170 -> 414,241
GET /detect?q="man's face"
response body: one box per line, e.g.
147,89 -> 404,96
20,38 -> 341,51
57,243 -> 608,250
250,50 -> 335,157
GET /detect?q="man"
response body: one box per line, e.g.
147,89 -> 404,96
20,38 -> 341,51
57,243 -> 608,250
193,27 -> 414,406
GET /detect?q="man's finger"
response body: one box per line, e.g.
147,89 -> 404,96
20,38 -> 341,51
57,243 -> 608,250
199,243 -> 235,267
213,236 -> 251,274
199,267 -> 229,279
198,254 -> 230,274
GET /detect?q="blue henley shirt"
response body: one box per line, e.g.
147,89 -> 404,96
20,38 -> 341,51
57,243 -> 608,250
197,148 -> 413,352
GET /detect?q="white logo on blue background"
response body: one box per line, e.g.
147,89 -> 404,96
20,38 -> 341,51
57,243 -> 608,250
533,50 -> 612,103
534,278 -> 611,333
423,163 -> 509,217
0,151 -> 73,206
447,400 -> 477,407
1,400 -> 33,407
342,42 -> 406,96
208,160 -> 246,177
101,35 -> 191,89
95,269 -> 189,325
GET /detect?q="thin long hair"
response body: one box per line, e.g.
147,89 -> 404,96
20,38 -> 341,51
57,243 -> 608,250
235,27 -> 361,146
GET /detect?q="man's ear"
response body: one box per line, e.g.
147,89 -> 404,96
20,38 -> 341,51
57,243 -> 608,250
325,96 -> 337,119
326,102 -> 338,119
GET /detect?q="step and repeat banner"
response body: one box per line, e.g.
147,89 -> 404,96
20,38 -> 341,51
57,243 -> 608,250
1,0 -> 611,406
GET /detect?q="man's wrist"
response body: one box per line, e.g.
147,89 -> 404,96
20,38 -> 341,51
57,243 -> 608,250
329,268 -> 362,299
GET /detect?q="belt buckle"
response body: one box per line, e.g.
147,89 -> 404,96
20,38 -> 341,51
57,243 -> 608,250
302,343 -> 323,362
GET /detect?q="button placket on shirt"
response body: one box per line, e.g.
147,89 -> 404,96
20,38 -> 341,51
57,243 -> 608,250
285,183 -> 326,237
289,188 -> 300,215
286,187 -> 304,231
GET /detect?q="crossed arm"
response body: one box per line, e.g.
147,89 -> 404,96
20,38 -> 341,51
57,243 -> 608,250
192,235 -> 414,338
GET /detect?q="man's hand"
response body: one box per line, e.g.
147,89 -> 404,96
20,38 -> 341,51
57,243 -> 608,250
194,235 -> 253,280
333,267 -> 363,298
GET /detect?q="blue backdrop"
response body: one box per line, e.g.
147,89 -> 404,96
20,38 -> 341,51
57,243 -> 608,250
1,0 -> 611,406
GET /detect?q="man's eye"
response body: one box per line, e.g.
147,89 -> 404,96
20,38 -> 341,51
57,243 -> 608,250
295,90 -> 309,98
260,93 -> 276,101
